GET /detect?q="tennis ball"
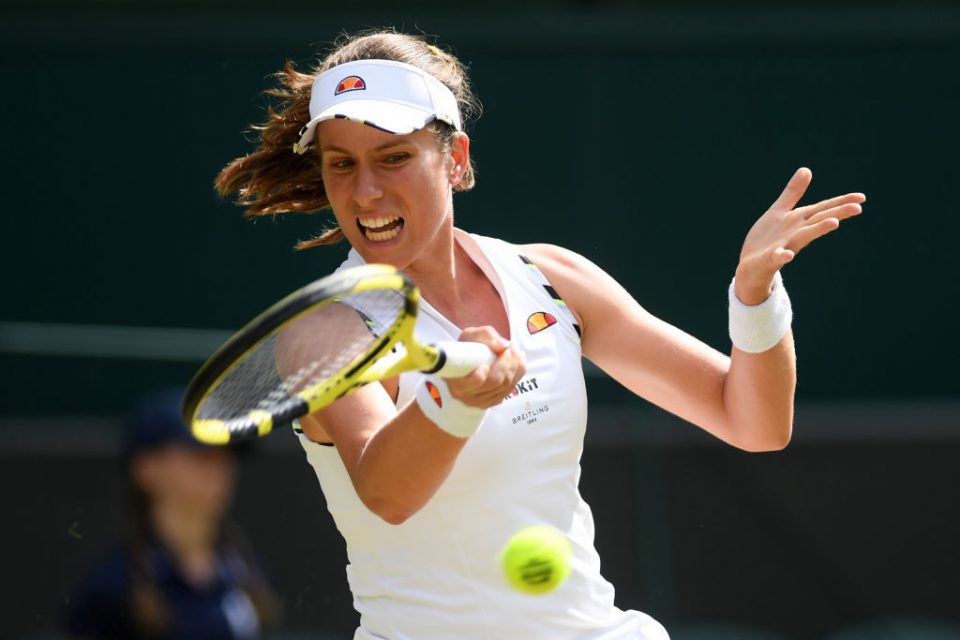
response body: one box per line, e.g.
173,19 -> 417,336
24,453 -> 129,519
501,525 -> 572,595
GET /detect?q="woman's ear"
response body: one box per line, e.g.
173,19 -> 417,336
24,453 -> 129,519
448,132 -> 470,186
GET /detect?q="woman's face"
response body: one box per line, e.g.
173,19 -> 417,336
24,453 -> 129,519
316,119 -> 469,271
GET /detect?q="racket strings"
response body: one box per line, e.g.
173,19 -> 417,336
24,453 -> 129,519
195,287 -> 406,425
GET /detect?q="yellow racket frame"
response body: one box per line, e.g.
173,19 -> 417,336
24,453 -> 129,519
183,264 -> 448,444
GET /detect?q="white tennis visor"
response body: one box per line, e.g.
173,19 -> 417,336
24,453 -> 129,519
293,59 -> 462,154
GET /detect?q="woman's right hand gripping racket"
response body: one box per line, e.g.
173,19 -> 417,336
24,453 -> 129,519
181,264 -> 495,444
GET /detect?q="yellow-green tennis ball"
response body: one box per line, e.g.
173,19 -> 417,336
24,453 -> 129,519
501,525 -> 572,595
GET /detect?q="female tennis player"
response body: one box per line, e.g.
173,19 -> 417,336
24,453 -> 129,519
215,30 -> 864,640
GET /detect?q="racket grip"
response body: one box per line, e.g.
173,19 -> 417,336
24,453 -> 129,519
431,341 -> 496,378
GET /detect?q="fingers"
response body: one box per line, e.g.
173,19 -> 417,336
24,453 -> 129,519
447,326 -> 526,409
754,204 -> 857,270
770,167 -> 813,213
449,345 -> 526,408
770,247 -> 795,268
786,217 -> 841,254
787,198 -> 863,253
459,325 -> 510,355
797,192 -> 866,220
805,201 -> 863,225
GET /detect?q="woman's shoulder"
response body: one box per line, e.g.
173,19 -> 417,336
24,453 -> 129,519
518,242 -> 583,269
517,243 -> 603,297
463,231 -> 581,269
462,231 -> 603,306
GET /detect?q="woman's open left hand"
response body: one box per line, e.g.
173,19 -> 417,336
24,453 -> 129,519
735,167 -> 865,304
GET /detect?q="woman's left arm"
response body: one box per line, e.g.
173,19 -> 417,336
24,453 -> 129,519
525,167 -> 864,452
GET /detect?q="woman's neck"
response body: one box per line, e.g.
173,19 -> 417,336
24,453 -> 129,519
405,229 -> 509,337
410,239 -> 474,310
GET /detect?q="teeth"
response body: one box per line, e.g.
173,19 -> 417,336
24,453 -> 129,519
358,215 -> 399,230
366,226 -> 401,242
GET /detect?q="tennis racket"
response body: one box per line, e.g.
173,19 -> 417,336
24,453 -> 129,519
181,264 -> 495,445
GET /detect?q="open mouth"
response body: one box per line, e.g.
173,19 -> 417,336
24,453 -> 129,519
357,216 -> 404,242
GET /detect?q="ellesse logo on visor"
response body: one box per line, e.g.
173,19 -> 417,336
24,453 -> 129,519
335,76 -> 366,95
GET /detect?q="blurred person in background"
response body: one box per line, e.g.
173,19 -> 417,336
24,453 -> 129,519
63,389 -> 280,640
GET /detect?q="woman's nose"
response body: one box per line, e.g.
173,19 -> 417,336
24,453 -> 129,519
353,164 -> 383,207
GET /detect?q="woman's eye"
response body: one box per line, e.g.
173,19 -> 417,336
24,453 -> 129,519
325,157 -> 353,170
384,153 -> 410,164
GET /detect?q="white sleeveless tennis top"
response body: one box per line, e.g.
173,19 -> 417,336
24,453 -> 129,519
297,231 -> 668,640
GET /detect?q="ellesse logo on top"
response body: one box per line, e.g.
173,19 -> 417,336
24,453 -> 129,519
526,311 -> 557,335
335,76 -> 366,95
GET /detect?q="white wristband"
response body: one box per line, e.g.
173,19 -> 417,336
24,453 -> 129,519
728,271 -> 793,353
415,376 -> 486,439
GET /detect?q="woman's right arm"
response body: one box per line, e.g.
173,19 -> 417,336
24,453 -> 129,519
300,326 -> 524,524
